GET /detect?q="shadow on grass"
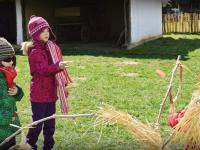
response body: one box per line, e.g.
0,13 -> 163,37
15,36 -> 200,60
59,36 -> 200,60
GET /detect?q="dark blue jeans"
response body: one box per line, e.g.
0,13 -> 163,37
26,102 -> 56,150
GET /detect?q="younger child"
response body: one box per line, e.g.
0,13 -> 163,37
0,38 -> 24,150
23,15 -> 71,150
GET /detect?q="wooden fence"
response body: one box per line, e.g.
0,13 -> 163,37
163,13 -> 200,33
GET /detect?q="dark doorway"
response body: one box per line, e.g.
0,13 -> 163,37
0,1 -> 16,43
24,0 -> 128,47
52,0 -> 125,44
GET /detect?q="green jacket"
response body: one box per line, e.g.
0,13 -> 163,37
0,72 -> 24,140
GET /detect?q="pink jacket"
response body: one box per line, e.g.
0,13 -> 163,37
28,42 -> 61,102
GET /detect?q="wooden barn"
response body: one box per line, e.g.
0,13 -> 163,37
0,0 -> 162,48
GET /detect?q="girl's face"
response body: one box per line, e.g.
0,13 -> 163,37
39,28 -> 50,43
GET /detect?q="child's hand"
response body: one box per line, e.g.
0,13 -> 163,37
59,61 -> 68,69
65,85 -> 69,95
8,86 -> 18,96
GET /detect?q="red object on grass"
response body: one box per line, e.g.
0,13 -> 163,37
156,69 -> 166,78
168,110 -> 185,128
197,75 -> 200,82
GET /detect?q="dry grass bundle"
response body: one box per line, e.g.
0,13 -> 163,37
9,132 -> 32,150
170,90 -> 200,150
9,144 -> 32,150
97,105 -> 162,150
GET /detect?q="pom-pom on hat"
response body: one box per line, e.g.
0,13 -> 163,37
28,15 -> 56,41
0,37 -> 15,61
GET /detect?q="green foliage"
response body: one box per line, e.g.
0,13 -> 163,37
15,33 -> 200,149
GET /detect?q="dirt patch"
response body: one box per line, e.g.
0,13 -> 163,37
68,77 -> 87,88
78,66 -> 86,69
66,60 -> 73,63
121,73 -> 139,77
115,61 -> 139,65
68,82 -> 79,88
74,77 -> 87,81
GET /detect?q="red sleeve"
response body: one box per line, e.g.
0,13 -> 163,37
28,49 -> 61,76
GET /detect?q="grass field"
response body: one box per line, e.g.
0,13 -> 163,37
15,34 -> 200,149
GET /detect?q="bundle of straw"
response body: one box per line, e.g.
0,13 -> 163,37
9,131 -> 32,150
97,105 -> 162,150
170,90 -> 200,150
9,143 -> 32,150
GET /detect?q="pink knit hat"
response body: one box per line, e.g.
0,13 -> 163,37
28,15 -> 56,41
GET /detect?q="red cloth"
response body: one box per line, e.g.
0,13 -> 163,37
47,41 -> 72,113
0,66 -> 17,88
168,110 -> 185,128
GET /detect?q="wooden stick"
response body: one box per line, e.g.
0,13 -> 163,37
173,85 -> 181,104
0,113 -> 96,147
173,64 -> 183,103
162,133 -> 174,150
169,63 -> 183,113
155,55 -> 181,129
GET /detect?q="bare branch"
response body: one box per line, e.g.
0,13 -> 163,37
0,113 -> 96,147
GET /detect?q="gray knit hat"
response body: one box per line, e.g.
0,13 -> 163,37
0,37 -> 15,61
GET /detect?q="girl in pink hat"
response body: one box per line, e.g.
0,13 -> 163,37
22,15 -> 72,150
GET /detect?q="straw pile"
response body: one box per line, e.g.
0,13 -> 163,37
97,105 -> 162,150
9,144 -> 32,150
9,132 -> 32,150
171,90 -> 200,150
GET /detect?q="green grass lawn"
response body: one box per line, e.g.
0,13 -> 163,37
15,34 -> 200,149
